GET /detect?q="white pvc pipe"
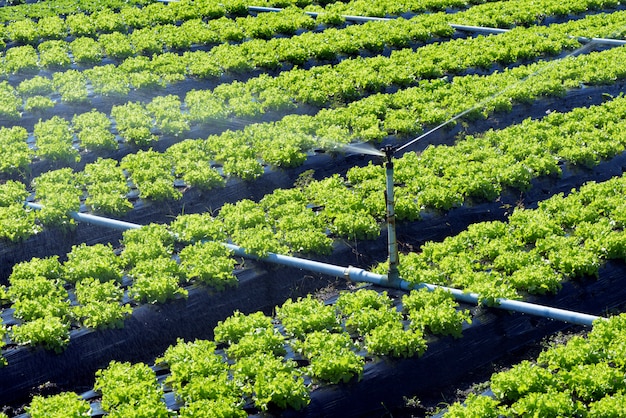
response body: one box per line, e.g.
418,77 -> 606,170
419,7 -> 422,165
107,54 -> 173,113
224,243 -> 602,326
449,23 -> 509,35
247,6 -> 391,21
450,24 -> 626,46
224,243 -> 386,283
68,212 -> 142,230
24,205 -> 602,326
247,6 -> 283,12
576,36 -> 626,46
25,202 -> 142,231
423,284 -> 602,326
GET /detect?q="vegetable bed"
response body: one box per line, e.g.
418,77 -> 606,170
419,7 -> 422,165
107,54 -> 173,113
1,0 -> 626,416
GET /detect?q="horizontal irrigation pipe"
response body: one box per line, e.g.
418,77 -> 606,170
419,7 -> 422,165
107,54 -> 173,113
247,5 -> 626,46
24,202 -> 141,231
224,244 -> 602,327
24,204 -> 603,326
247,5 -> 389,22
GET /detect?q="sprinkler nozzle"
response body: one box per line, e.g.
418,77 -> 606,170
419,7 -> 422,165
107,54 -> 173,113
380,145 -> 396,162
380,145 -> 396,169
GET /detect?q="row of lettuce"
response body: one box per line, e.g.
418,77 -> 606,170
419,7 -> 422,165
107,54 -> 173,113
444,314 -> 626,417
1,0 -> 615,40
10,287 -> 472,417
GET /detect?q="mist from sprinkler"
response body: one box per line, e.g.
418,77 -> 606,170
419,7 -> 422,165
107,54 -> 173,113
396,38 -> 599,153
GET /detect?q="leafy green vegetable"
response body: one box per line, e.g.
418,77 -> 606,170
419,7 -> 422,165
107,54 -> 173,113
27,392 -> 91,418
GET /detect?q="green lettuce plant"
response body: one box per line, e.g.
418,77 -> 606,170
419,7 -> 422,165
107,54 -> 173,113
27,392 -> 90,418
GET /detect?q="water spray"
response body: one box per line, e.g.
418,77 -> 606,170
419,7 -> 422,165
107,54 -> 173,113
396,39 -> 600,154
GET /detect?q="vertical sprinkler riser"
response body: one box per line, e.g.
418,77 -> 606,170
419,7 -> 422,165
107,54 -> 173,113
382,145 -> 401,286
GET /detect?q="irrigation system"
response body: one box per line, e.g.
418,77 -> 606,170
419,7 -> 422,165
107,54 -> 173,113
24,144 -> 603,328
7,5 -> 626,417
22,2 -> 619,333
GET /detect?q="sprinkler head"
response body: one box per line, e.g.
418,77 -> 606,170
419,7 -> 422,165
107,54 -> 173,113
380,145 -> 396,167
380,145 -> 396,162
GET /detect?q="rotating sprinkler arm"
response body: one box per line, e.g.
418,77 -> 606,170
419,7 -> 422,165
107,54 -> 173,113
382,145 -> 401,286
